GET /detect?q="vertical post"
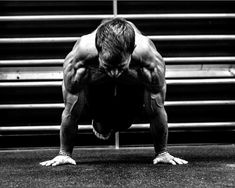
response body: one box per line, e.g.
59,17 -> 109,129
115,132 -> 120,149
113,0 -> 119,149
113,0 -> 117,17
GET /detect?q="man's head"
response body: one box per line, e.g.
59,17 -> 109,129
95,18 -> 135,78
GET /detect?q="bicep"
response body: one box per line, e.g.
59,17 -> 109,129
148,38 -> 165,70
63,54 -> 88,94
63,38 -> 82,70
141,42 -> 166,93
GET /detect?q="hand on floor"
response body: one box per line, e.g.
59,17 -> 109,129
40,155 -> 76,166
153,152 -> 188,165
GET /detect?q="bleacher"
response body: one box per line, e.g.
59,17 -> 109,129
0,1 -> 235,148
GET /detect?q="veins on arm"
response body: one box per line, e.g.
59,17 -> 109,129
63,50 -> 88,95
139,38 -> 166,94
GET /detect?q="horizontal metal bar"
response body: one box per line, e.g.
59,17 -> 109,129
1,35 -> 235,44
0,69 -> 234,81
149,35 -> 235,41
0,103 -> 64,110
0,15 -> 114,21
120,13 -> 235,20
0,37 -> 78,43
164,57 -> 235,64
1,56 -> 235,67
0,125 -> 91,132
0,81 -> 62,87
0,59 -> 64,66
0,78 -> 235,88
166,69 -> 235,78
0,125 -> 61,131
166,100 -> 235,106
0,13 -> 235,21
166,78 -> 235,85
131,122 -> 235,129
1,122 -> 235,132
0,100 -> 235,110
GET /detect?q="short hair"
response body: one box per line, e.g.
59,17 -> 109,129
95,18 -> 135,66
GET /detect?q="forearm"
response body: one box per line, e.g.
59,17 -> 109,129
150,107 -> 168,156
59,115 -> 78,156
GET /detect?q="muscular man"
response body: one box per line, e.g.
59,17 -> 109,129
40,18 -> 188,166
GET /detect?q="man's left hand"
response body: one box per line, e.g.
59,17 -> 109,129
153,152 -> 188,165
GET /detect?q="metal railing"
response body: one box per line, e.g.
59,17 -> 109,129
1,13 -> 235,21
1,35 -> 235,43
1,100 -> 235,110
1,57 -> 235,67
1,78 -> 235,88
1,122 -> 235,132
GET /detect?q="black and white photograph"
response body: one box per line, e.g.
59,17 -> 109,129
0,0 -> 235,187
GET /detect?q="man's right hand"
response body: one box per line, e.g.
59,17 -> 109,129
40,155 -> 76,167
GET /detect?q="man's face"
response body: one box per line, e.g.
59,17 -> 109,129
99,55 -> 131,78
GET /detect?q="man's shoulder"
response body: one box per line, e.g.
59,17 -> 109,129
132,32 -> 165,71
73,31 -> 98,61
133,34 -> 155,61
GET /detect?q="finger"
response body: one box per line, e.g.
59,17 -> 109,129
40,160 -> 53,166
180,159 -> 188,164
45,160 -> 55,166
173,157 -> 184,165
153,158 -> 160,165
169,160 -> 177,165
52,161 -> 61,167
40,161 -> 48,166
67,158 -> 76,165
174,157 -> 188,164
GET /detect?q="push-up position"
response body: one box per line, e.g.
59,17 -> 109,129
40,18 -> 188,166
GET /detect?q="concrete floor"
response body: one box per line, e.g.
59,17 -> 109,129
0,145 -> 235,187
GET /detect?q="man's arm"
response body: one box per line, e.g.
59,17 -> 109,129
40,102 -> 77,167
119,37 -> 166,93
63,47 -> 89,95
40,38 -> 91,167
137,38 -> 166,94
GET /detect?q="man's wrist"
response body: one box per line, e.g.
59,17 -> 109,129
58,151 -> 72,157
156,151 -> 168,157
155,150 -> 168,157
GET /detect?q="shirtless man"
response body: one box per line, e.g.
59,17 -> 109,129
40,18 -> 188,166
